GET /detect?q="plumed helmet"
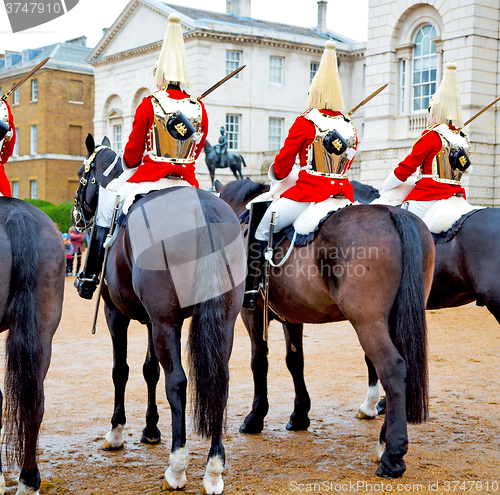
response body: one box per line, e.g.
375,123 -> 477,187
154,13 -> 190,88
307,40 -> 345,112
428,61 -> 463,128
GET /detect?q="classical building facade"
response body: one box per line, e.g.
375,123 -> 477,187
0,37 -> 94,204
87,0 -> 365,189
360,0 -> 500,206
89,0 -> 499,203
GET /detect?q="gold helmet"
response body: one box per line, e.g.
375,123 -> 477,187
153,13 -> 190,89
307,40 -> 345,112
428,61 -> 463,128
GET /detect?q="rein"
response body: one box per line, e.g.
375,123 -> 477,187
73,145 -> 111,231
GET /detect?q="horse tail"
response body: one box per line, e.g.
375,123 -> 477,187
187,200 -> 231,439
4,207 -> 42,466
240,154 -> 247,167
388,209 -> 428,424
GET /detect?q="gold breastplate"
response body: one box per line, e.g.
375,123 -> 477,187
149,91 -> 203,163
303,109 -> 357,178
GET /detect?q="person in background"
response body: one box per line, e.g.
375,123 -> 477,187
62,233 -> 75,276
68,225 -> 85,276
0,99 -> 16,197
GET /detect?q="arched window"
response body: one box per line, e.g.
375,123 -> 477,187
412,25 -> 437,112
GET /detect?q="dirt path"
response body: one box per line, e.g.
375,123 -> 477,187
2,276 -> 500,494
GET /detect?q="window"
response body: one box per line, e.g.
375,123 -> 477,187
310,62 -> 319,83
69,125 -> 82,155
225,114 -> 240,150
412,25 -> 437,112
114,124 -> 122,151
31,79 -> 37,101
269,56 -> 284,84
69,79 -> 83,102
226,51 -> 241,78
13,128 -> 19,156
13,88 -> 19,106
12,181 -> 18,199
400,60 -> 406,113
30,180 -> 37,200
269,117 -> 284,151
30,125 -> 37,155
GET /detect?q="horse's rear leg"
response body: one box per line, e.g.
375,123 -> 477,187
358,355 -> 382,419
152,322 -> 188,490
239,307 -> 269,434
356,326 -> 409,478
283,322 -> 311,431
102,305 -> 131,450
141,323 -> 161,444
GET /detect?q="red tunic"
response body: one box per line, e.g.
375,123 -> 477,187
273,110 -> 355,202
123,88 -> 208,188
394,125 -> 466,201
0,101 -> 15,197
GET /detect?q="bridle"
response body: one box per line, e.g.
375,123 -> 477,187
72,145 -> 110,231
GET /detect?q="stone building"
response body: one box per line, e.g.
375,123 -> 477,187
0,37 -> 94,204
87,0 -> 365,189
360,0 -> 500,206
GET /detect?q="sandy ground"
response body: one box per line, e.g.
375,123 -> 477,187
1,275 -> 500,494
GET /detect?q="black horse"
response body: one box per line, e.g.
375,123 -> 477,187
204,140 -> 246,190
215,178 -> 435,478
349,179 -> 500,417
72,135 -> 245,494
0,198 -> 65,494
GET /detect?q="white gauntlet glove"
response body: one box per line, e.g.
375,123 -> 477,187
382,170 -> 404,193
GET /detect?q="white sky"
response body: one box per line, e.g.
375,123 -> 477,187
0,0 -> 368,54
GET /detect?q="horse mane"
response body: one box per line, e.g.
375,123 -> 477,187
224,179 -> 270,203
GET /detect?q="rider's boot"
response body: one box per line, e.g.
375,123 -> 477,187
74,224 -> 109,300
242,202 -> 269,310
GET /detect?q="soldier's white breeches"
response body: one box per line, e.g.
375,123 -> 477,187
255,198 -> 311,241
402,199 -> 438,219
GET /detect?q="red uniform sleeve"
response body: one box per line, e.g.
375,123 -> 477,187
1,101 -> 16,165
123,97 -> 154,168
273,116 -> 315,180
394,129 -> 442,181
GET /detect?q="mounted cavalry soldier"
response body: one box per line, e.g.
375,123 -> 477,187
75,13 -> 208,300
381,61 -> 470,218
0,99 -> 16,197
244,40 -> 358,308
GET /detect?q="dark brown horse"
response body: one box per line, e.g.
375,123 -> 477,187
72,135 -> 245,494
350,179 -> 500,417
215,178 -> 435,478
0,198 -> 65,494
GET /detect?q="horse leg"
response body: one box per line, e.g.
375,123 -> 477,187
282,322 -> 311,431
239,307 -> 269,434
358,355 -> 382,419
140,322 -> 161,444
102,304 -> 131,450
355,326 -> 409,478
151,322 -> 189,490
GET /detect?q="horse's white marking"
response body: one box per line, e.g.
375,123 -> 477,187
201,455 -> 224,495
15,480 -> 38,494
164,446 -> 189,490
0,473 -> 4,495
102,424 -> 125,450
375,441 -> 386,462
359,384 -> 381,418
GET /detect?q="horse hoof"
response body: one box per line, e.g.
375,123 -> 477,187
376,399 -> 386,415
163,479 -> 186,491
375,457 -> 406,479
102,438 -> 124,450
239,417 -> 264,434
285,418 -> 310,431
357,410 -> 377,420
141,429 -> 161,444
